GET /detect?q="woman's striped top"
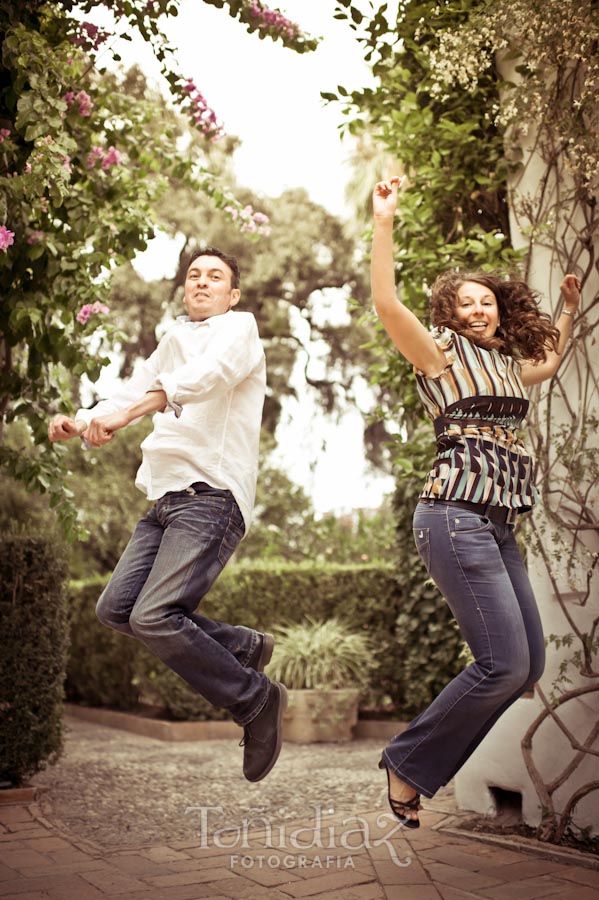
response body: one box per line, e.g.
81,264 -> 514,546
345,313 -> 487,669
415,327 -> 538,510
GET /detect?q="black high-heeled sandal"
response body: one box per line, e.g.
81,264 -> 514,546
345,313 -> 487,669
378,758 -> 421,829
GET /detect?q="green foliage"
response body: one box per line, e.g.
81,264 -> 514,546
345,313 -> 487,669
0,0 -> 315,537
65,420 -> 153,576
268,617 -> 376,690
238,443 -> 397,563
0,7 -> 176,533
65,575 -> 140,709
133,658 -> 231,721
0,535 -> 68,786
67,560 -> 466,719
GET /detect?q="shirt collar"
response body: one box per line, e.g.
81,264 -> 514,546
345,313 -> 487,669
176,311 -> 231,329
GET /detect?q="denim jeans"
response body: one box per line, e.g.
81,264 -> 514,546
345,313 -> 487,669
96,482 -> 269,726
382,499 -> 545,798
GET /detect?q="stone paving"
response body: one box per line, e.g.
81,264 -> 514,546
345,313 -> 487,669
1,718 -> 598,900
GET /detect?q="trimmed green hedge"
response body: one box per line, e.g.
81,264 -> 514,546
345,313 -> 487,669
0,536 -> 68,786
67,560 -> 465,720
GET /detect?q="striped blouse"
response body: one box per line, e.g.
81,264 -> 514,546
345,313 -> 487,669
415,328 -> 538,510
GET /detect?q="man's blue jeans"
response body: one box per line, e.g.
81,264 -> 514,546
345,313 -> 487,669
382,500 -> 545,798
96,482 -> 269,726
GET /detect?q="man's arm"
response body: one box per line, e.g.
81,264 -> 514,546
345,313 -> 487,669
48,340 -> 167,445
48,391 -> 167,446
83,390 -> 167,446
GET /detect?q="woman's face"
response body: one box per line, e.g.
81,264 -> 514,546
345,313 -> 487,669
454,280 -> 500,339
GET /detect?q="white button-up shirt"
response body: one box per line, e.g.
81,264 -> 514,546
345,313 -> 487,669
77,311 -> 266,532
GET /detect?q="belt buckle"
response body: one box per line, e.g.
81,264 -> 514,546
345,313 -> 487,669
506,507 -> 517,526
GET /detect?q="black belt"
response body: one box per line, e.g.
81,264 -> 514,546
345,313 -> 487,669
419,498 -> 518,525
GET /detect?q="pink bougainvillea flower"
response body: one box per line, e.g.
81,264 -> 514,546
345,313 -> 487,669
0,225 -> 15,251
247,1 -> 301,40
76,301 -> 109,325
71,21 -> 109,51
76,90 -> 93,116
180,77 -> 224,141
101,146 -> 121,170
86,146 -> 104,168
224,203 -> 269,235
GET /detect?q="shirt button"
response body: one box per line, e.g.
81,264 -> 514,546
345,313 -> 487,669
455,518 -> 460,524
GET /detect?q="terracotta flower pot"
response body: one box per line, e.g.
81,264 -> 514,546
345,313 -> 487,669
283,688 -> 359,743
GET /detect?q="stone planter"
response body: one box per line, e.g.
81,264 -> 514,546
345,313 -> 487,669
283,689 -> 359,742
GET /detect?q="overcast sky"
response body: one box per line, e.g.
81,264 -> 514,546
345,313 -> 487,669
102,0 -> 374,216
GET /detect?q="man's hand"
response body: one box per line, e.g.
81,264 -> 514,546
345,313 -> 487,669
48,415 -> 87,442
85,410 -> 131,447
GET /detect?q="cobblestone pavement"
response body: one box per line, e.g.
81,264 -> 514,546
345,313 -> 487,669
0,716 -> 597,900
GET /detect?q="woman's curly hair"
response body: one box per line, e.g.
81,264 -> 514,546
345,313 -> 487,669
430,270 -> 560,362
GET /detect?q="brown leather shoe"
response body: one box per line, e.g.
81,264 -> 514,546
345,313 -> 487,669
241,681 -> 287,782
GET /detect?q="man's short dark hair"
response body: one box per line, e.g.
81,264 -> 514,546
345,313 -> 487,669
187,247 -> 240,290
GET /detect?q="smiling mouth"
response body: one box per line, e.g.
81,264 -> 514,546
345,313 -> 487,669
469,322 -> 488,329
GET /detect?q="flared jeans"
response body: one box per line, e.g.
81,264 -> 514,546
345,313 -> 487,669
382,499 -> 545,798
96,482 -> 269,726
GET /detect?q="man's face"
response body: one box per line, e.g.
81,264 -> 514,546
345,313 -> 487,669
183,255 -> 240,321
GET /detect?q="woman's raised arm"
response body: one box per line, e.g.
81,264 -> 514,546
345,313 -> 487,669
371,178 -> 447,378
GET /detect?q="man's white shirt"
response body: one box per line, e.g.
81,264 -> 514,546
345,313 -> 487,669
76,311 -> 266,532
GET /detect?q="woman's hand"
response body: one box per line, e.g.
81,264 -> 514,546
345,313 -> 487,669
372,176 -> 405,221
560,274 -> 581,313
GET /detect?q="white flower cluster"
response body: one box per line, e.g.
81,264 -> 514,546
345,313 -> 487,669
422,0 -> 599,191
426,27 -> 493,97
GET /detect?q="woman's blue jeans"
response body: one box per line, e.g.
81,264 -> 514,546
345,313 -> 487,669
96,483 -> 269,726
382,499 -> 545,798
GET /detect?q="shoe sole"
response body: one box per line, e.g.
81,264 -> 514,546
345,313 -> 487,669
246,682 -> 288,783
256,633 -> 275,672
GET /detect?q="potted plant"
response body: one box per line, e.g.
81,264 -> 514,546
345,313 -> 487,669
268,617 -> 375,742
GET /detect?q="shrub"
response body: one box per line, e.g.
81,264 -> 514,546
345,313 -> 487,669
0,536 -> 68,786
67,560 -> 465,720
268,617 -> 376,690
66,576 -> 139,710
